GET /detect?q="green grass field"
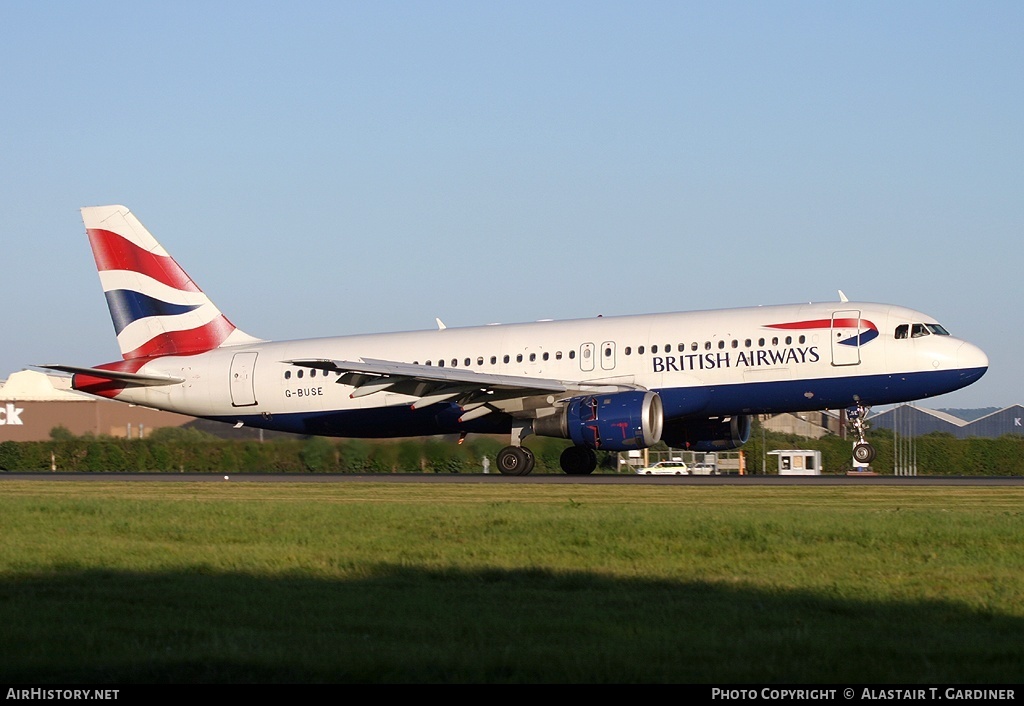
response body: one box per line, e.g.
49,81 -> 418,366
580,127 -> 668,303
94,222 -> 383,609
0,480 -> 1021,683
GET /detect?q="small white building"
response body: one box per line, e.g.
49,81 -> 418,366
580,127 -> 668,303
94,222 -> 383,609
767,449 -> 822,476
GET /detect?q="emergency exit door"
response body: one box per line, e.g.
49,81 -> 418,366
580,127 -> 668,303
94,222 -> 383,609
831,310 -> 862,366
230,352 -> 259,406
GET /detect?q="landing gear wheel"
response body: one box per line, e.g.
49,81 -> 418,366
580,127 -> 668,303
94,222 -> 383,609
496,446 -> 535,476
521,447 -> 535,474
853,442 -> 876,464
559,446 -> 597,475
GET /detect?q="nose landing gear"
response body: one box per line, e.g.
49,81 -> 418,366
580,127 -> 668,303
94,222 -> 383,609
846,403 -> 876,464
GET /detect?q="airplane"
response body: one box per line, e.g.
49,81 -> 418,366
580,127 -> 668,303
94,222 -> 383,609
40,205 -> 989,475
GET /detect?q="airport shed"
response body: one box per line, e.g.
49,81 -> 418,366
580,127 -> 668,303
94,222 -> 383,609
767,449 -> 822,475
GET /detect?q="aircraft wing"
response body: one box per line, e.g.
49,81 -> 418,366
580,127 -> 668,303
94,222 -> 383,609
284,357 -> 641,419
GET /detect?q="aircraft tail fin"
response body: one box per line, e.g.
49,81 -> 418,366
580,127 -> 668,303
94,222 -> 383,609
81,205 -> 261,360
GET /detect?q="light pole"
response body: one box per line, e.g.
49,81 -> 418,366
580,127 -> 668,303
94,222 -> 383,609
762,420 -> 766,474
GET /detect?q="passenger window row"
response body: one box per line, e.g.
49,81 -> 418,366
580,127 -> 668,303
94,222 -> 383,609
419,349 -> 577,368
282,349 -> 581,379
281,334 -> 816,379
623,335 -> 806,356
284,368 -> 338,380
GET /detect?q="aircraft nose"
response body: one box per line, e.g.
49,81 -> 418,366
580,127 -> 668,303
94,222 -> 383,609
957,341 -> 989,378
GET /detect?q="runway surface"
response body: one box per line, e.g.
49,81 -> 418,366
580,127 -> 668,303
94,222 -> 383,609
2,472 -> 1022,486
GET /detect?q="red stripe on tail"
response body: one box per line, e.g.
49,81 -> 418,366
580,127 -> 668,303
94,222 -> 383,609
121,314 -> 237,360
88,228 -> 201,292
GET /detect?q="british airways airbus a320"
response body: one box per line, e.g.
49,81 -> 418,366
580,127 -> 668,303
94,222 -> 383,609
41,205 -> 988,475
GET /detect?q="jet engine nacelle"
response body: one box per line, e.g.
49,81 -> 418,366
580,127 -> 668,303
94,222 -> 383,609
661,414 -> 752,451
533,391 -> 664,451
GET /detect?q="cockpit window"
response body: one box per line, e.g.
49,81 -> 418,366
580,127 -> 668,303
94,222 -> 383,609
896,323 -> 951,340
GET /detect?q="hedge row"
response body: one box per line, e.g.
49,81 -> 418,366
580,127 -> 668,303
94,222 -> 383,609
744,427 -> 1024,476
2,424 -> 1021,475
0,428 -> 583,474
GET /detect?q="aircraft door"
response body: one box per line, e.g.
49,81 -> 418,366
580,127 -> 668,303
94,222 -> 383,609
580,342 -> 595,372
831,310 -> 862,366
230,352 -> 259,406
600,341 -> 616,371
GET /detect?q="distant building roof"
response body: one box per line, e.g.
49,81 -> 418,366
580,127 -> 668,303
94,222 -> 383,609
870,404 -> 1024,439
890,406 -> 967,426
925,408 -> 969,426
957,405 -> 1024,439
0,369 -> 195,441
0,370 -> 89,402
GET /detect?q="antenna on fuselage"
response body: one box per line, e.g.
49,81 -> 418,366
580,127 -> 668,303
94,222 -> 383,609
838,290 -> 849,302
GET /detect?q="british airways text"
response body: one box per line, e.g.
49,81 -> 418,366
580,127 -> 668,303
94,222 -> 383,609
653,346 -> 820,373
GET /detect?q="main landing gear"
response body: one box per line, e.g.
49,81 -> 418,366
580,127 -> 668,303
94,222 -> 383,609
495,445 -> 535,476
495,423 -> 536,476
558,446 -> 597,475
494,421 -> 599,476
846,403 -> 877,464
495,443 -> 598,476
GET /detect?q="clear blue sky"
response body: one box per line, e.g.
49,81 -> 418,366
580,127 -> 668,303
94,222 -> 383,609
2,2 -> 1020,410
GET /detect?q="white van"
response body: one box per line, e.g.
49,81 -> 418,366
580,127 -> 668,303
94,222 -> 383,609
634,461 -> 689,475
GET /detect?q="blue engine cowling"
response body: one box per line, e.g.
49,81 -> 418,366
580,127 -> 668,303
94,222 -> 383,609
661,415 -> 752,451
534,391 -> 664,451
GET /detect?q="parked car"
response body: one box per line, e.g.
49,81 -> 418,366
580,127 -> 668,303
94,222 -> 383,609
689,463 -> 718,475
635,461 -> 689,475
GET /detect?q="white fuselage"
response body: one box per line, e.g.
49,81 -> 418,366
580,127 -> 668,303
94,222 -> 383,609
103,300 -> 988,438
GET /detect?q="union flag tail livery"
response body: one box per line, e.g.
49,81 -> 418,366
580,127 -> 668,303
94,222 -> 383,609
82,205 -> 259,360
40,204 -> 988,475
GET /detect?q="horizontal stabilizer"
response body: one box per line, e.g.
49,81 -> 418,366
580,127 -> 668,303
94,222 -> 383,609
36,364 -> 184,386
